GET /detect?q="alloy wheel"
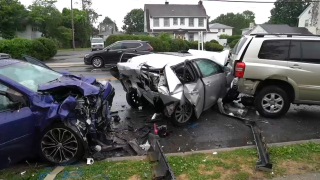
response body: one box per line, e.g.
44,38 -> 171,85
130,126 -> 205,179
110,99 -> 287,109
261,93 -> 284,113
92,58 -> 102,67
41,128 -> 78,163
175,103 -> 193,123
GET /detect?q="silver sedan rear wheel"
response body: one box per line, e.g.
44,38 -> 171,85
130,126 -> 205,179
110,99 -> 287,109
172,103 -> 193,126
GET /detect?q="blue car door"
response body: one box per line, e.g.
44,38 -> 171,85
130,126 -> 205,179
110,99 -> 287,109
0,82 -> 36,169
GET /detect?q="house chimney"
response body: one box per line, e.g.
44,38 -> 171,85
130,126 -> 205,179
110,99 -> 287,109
198,0 -> 203,5
249,22 -> 254,30
165,0 -> 169,4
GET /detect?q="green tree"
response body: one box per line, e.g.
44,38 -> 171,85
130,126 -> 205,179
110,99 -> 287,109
0,0 -> 28,39
269,0 -> 309,26
61,8 -> 90,47
122,9 -> 144,34
102,16 -> 118,31
210,11 -> 255,35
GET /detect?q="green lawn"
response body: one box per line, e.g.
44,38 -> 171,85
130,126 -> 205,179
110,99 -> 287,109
58,48 -> 91,51
1,142 -> 320,180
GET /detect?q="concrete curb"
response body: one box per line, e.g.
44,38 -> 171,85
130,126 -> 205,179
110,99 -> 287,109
104,139 -> 320,162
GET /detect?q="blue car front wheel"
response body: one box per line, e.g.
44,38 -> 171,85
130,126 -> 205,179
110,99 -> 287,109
39,123 -> 85,165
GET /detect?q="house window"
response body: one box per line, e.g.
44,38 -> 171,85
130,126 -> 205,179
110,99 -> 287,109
164,18 -> 170,27
305,19 -> 309,27
180,18 -> 185,25
188,33 -> 194,41
198,18 -> 204,27
32,26 -> 40,32
154,18 -> 159,27
223,29 -> 225,32
189,18 -> 194,27
218,29 -> 221,32
173,18 -> 178,25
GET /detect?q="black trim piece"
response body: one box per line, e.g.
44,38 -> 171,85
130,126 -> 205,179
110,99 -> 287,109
217,98 -> 273,172
147,133 -> 176,180
239,38 -> 253,62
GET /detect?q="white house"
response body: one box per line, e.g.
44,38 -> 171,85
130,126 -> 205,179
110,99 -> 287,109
98,23 -> 122,41
209,23 -> 233,36
298,3 -> 320,34
144,1 -> 217,42
0,25 -> 42,40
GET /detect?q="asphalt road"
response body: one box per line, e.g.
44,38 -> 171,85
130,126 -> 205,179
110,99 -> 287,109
47,50 -> 90,63
53,66 -> 320,154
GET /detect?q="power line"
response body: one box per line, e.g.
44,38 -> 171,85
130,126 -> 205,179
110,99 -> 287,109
203,0 -> 319,3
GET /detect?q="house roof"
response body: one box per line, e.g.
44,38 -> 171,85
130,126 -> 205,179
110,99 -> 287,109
259,24 -> 313,34
298,4 -> 312,19
144,4 -> 208,17
209,23 -> 233,29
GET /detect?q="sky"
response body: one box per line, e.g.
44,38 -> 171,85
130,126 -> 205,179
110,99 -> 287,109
20,0 -> 275,30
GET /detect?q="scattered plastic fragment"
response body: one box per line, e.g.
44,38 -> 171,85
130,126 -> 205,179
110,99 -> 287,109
140,141 -> 151,151
177,147 -> 181,152
87,158 -> 94,165
138,106 -> 143,110
21,171 -> 26,176
188,123 -> 199,129
213,152 -> 218,155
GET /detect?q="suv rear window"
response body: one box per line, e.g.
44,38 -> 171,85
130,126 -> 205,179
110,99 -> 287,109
123,43 -> 141,49
258,40 -> 290,60
232,37 -> 247,55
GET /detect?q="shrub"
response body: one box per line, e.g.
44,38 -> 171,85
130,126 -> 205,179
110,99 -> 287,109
210,39 -> 219,44
35,37 -> 58,58
170,38 -> 188,52
227,35 -> 241,44
204,42 -> 223,52
188,41 -> 199,49
0,37 -> 57,60
230,39 -> 240,48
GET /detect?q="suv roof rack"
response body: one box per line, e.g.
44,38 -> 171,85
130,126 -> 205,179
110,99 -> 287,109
250,33 -> 320,38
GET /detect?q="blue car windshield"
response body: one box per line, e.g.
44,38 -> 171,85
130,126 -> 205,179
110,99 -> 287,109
0,62 -> 62,92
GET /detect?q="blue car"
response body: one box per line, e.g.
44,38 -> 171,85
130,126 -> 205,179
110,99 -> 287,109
0,57 -> 115,169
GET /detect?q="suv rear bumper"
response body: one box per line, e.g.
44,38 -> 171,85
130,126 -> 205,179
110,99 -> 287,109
234,78 -> 260,96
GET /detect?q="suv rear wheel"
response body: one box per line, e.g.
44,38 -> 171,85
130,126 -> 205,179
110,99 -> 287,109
254,85 -> 290,118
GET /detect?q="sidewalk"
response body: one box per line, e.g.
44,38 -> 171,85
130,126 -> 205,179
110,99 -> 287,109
46,62 -> 87,68
270,173 -> 320,180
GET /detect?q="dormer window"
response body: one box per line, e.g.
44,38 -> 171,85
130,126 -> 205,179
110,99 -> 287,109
164,18 -> 170,27
189,18 -> 194,27
198,18 -> 204,27
154,18 -> 159,27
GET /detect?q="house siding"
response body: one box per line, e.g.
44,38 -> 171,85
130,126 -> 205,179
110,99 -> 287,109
210,28 -> 232,36
14,25 -> 42,39
149,17 -> 207,30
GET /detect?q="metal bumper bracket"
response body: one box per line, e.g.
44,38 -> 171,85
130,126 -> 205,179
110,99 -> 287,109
217,98 -> 273,171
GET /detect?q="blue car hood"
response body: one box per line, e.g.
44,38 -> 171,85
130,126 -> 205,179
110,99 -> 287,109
38,75 -> 100,96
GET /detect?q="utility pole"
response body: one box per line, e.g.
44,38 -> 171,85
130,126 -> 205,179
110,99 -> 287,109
71,0 -> 75,50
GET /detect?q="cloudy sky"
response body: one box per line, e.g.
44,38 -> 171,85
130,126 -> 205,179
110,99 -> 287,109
20,0 -> 275,30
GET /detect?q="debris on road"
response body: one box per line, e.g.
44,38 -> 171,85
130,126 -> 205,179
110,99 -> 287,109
218,98 -> 273,172
87,158 -> 94,165
44,166 -> 64,180
213,152 -> 218,155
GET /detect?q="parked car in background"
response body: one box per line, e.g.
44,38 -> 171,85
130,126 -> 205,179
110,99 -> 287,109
91,38 -> 105,51
0,57 -> 115,169
84,40 -> 154,68
229,34 -> 320,118
111,49 -> 235,126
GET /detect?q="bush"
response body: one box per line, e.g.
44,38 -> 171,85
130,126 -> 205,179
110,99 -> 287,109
0,37 -> 57,60
230,39 -> 240,48
210,39 -> 219,44
227,35 -> 241,44
170,38 -> 188,52
188,41 -> 199,49
35,37 -> 57,59
204,42 -> 223,52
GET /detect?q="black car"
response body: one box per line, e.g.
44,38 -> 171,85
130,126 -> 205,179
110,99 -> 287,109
84,40 -> 154,68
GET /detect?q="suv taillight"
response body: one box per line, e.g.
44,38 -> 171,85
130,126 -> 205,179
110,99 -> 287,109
147,44 -> 153,50
235,62 -> 245,78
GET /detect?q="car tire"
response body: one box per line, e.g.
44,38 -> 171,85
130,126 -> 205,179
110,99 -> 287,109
38,123 -> 85,166
254,85 -> 290,118
171,102 -> 194,127
126,89 -> 148,108
92,57 -> 104,68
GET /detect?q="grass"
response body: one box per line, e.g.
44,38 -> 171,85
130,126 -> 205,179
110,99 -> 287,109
58,48 -> 91,51
1,142 -> 320,180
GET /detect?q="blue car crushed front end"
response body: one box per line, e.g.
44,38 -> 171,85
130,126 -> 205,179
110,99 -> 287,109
0,73 -> 115,169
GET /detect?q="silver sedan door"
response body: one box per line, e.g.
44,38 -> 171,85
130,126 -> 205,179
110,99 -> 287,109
193,59 -> 227,110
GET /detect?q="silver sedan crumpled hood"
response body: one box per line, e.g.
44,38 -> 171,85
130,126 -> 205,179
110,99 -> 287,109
188,49 -> 230,66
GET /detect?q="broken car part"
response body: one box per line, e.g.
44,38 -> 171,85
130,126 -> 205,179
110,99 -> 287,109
147,133 -> 176,180
111,50 -> 233,126
217,98 -> 273,171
